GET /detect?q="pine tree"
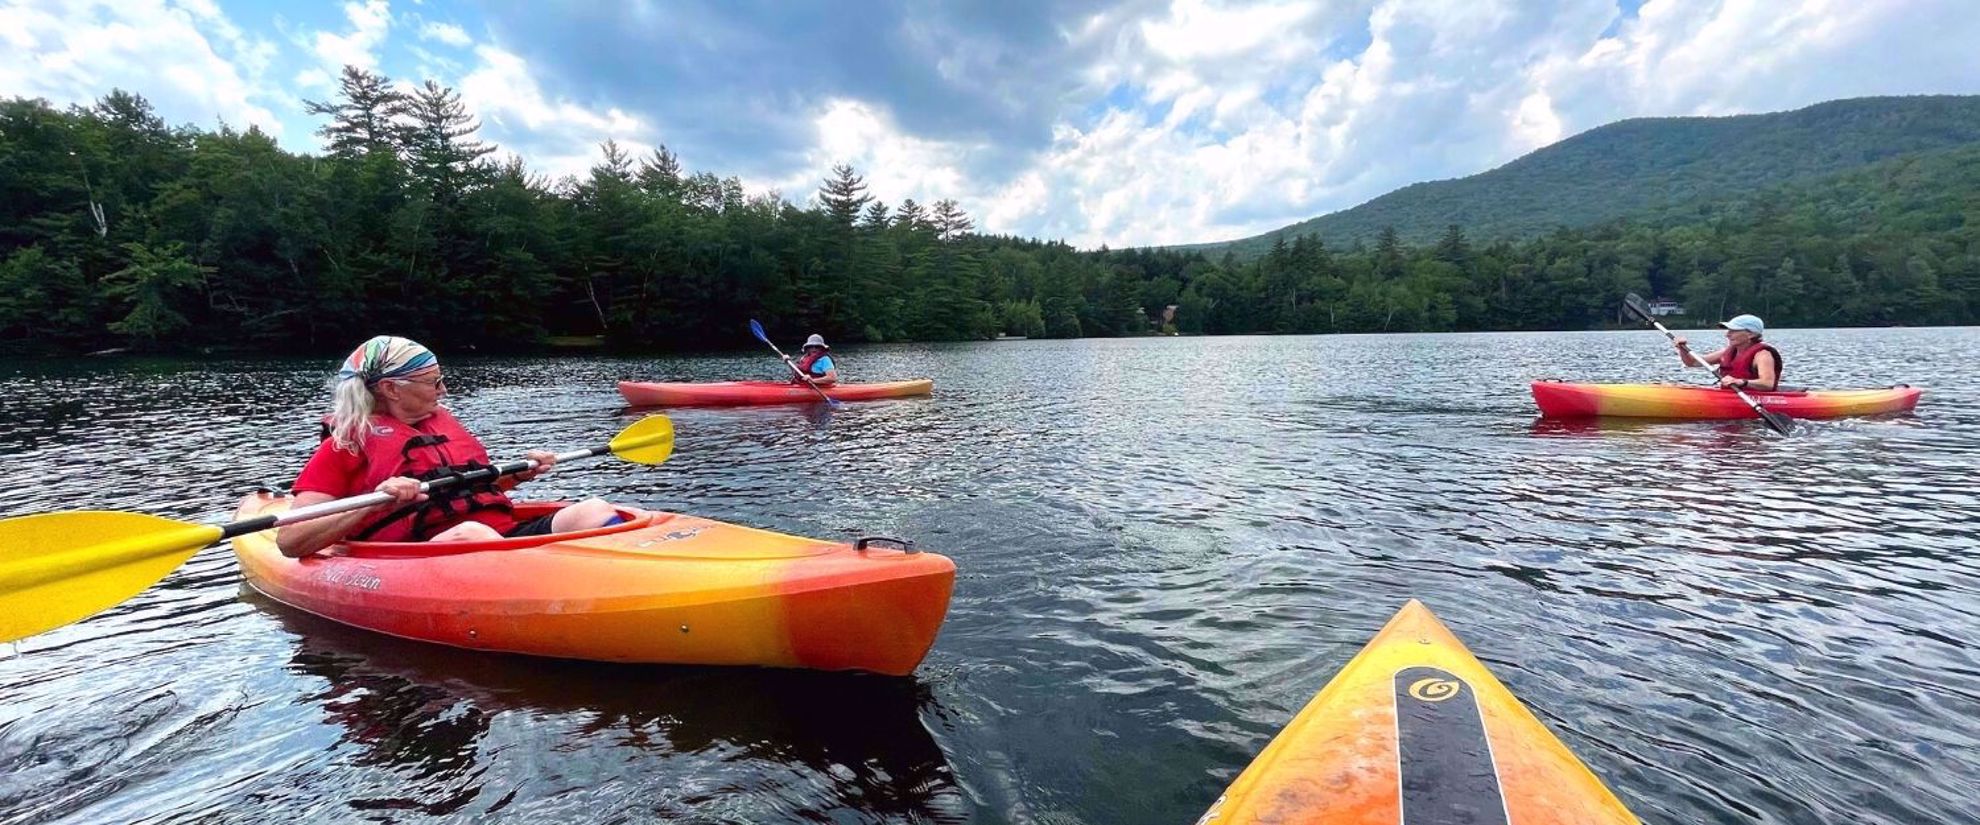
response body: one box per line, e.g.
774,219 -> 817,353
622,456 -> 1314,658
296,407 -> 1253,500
1375,226 -> 1406,279
1434,224 -> 1471,265
304,66 -> 408,157
819,164 -> 872,227
896,199 -> 929,232
637,146 -> 683,198
931,199 -> 973,241
404,80 -> 493,194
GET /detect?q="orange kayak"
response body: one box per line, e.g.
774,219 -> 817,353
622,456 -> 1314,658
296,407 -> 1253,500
231,493 -> 954,675
617,379 -> 934,407
1200,600 -> 1638,825
1531,381 -> 1920,420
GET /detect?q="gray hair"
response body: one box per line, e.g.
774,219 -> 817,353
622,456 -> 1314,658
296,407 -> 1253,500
326,376 -> 378,453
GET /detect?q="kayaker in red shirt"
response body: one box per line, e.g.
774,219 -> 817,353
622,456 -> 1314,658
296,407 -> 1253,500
791,334 -> 838,386
277,335 -> 620,558
1672,313 -> 1783,392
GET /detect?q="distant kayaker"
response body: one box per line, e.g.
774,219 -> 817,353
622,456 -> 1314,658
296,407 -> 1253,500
276,335 -> 621,558
790,334 -> 838,386
1672,314 -> 1782,392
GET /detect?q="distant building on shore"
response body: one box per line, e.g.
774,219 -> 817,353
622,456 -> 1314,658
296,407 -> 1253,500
1647,298 -> 1684,316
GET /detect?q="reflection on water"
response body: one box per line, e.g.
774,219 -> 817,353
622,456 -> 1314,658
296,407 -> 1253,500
2,328 -> 1978,824
268,596 -> 964,822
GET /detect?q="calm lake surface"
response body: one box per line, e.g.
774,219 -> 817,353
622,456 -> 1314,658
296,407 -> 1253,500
2,328 -> 1976,824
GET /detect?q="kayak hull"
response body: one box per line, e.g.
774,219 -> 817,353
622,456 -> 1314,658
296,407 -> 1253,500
231,494 -> 954,675
618,379 -> 934,407
1200,600 -> 1638,825
1531,381 -> 1920,420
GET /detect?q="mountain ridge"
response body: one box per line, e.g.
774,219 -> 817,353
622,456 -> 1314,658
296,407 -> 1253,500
1176,94 -> 1980,258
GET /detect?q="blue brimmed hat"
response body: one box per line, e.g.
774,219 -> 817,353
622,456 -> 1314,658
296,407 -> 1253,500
1718,314 -> 1764,335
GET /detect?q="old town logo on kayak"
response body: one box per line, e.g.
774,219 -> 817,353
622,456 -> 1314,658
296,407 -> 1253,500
1408,676 -> 1462,702
637,526 -> 709,546
308,564 -> 383,591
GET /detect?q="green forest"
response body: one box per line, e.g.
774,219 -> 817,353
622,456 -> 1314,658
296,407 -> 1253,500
2,71 -> 1976,355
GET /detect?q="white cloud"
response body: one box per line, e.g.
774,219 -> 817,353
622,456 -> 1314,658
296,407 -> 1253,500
1138,0 -> 1319,62
765,99 -> 978,210
295,0 -> 393,91
0,0 -> 283,136
458,45 -> 655,180
419,21 -> 471,47
1528,0 -> 1975,126
954,0 -> 1980,246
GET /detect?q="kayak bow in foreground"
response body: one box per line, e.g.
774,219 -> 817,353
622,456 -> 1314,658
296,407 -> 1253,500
1200,600 -> 1639,824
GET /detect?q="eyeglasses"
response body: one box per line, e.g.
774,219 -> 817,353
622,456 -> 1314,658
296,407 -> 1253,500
396,376 -> 446,392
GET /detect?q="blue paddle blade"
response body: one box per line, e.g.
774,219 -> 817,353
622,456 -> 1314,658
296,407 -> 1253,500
748,319 -> 769,344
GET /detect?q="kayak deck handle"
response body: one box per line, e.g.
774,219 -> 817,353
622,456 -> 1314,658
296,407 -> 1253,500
855,536 -> 918,554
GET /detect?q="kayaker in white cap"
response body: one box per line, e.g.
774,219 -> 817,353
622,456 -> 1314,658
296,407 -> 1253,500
1672,313 -> 1783,392
791,333 -> 839,387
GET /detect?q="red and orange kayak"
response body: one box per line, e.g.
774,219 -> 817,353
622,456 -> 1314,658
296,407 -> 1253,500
1531,381 -> 1920,420
617,379 -> 934,407
231,493 -> 954,675
1200,600 -> 1639,824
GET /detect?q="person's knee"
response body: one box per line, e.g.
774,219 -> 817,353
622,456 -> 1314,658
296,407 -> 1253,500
554,498 -> 618,531
432,521 -> 502,542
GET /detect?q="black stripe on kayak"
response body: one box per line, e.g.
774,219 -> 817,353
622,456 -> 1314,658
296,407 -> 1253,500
1395,666 -> 1510,825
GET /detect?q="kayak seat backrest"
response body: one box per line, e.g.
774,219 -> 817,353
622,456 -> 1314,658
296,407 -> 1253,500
340,507 -> 661,559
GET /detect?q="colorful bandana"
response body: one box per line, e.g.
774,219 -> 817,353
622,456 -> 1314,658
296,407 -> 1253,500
337,335 -> 438,384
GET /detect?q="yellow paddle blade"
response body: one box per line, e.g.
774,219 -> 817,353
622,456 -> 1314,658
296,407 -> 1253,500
0,511 -> 223,643
608,414 -> 675,465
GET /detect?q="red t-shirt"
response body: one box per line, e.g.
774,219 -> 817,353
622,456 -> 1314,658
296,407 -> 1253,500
294,425 -> 517,538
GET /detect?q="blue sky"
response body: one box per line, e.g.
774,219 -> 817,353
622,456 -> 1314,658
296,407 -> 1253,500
4,0 -> 1977,247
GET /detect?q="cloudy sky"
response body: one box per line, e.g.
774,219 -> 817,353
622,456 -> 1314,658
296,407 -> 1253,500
4,0 -> 1977,247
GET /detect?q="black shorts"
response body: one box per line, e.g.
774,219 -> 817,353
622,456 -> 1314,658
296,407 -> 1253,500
504,513 -> 557,538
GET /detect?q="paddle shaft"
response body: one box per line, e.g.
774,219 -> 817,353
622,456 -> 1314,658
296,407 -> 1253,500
221,444 -> 605,539
0,414 -> 671,644
749,320 -> 840,406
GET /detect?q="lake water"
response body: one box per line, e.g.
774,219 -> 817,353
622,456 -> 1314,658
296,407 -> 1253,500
2,328 -> 1976,824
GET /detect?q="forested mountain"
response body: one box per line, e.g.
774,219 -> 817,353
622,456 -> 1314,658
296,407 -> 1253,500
1186,95 -> 1980,258
1,74 -> 1974,356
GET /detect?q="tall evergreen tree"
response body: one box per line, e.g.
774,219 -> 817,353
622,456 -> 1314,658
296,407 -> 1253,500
404,80 -> 493,193
304,66 -> 408,157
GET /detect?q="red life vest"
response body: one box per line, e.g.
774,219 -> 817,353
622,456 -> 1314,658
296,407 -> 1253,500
793,349 -> 832,383
322,408 -> 515,542
1721,341 -> 1784,383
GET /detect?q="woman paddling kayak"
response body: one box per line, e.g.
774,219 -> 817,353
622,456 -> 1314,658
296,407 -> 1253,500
790,334 -> 839,386
1672,313 -> 1783,392
277,335 -> 621,557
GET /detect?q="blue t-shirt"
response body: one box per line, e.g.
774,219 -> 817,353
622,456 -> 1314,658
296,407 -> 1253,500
806,355 -> 834,376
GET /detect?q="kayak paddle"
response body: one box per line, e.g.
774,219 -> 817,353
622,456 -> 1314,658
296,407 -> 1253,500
0,414 -> 675,644
1623,293 -> 1793,435
748,318 -> 842,407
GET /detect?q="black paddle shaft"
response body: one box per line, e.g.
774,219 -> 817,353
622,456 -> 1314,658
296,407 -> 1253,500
217,445 -> 610,540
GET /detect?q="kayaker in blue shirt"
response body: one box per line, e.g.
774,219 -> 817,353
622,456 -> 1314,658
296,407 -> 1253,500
791,334 -> 838,386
